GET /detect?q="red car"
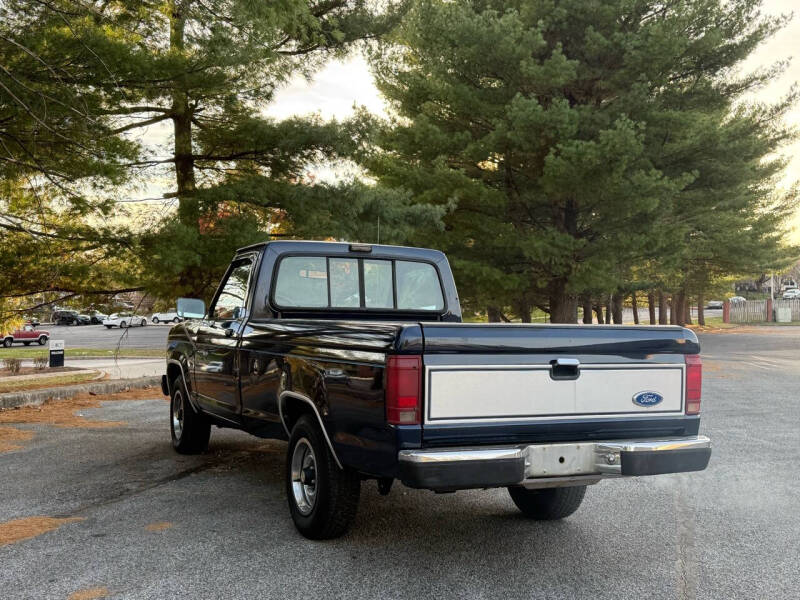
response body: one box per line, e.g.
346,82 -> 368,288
2,324 -> 50,347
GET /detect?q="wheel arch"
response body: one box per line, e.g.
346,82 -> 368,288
279,391 -> 343,469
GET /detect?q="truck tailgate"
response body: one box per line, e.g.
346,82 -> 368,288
420,323 -> 696,427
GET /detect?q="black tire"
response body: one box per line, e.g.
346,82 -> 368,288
71,319 -> 78,326
173,317 -> 180,323
2,338 -> 11,348
286,415 -> 360,539
38,336 -> 47,345
152,316 -> 159,324
140,319 -> 147,327
508,485 -> 587,520
169,376 -> 210,454
120,321 -> 127,328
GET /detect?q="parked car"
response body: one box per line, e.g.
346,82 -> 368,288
86,310 -> 108,325
705,300 -> 723,309
782,289 -> 800,299
76,314 -> 91,325
162,240 -> 711,540
729,296 -> 747,303
52,309 -> 81,325
2,324 -> 49,347
150,309 -> 181,324
23,315 -> 40,326
103,313 -> 146,328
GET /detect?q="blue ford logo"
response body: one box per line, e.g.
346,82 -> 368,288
632,391 -> 663,407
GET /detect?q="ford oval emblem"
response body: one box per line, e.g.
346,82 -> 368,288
632,391 -> 663,407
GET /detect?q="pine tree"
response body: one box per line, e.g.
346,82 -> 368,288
362,0 -> 796,322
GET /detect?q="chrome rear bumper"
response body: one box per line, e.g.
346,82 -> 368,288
397,435 -> 711,491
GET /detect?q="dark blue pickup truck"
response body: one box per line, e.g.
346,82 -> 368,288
162,240 -> 710,539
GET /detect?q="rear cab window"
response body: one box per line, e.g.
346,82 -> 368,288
273,255 -> 445,312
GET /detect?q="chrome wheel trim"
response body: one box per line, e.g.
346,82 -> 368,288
290,438 -> 318,516
172,390 -> 184,440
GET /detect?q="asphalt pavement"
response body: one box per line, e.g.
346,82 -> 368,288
0,328 -> 798,599
34,323 -> 169,350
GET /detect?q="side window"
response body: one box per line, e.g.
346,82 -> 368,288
364,260 -> 393,308
212,258 -> 254,321
396,261 -> 444,310
274,256 -> 328,307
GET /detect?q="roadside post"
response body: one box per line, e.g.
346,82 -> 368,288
49,340 -> 65,368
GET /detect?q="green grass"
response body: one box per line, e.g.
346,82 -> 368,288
0,347 -> 163,359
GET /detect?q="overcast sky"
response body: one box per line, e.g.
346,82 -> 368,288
136,0 -> 800,231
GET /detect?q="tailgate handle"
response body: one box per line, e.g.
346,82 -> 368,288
550,358 -> 580,381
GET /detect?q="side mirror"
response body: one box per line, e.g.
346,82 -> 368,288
177,297 -> 206,319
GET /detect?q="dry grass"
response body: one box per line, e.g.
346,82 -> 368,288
0,426 -> 34,452
68,586 -> 109,600
0,516 -> 84,547
145,521 -> 174,532
0,387 -> 162,429
0,372 -> 101,394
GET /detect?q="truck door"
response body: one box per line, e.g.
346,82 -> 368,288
193,256 -> 254,423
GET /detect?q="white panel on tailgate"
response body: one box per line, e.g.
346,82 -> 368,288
425,365 -> 684,423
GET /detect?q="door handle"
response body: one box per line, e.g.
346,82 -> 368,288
550,358 -> 580,380
324,368 -> 349,382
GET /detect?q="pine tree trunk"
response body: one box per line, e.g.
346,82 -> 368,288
669,295 -> 677,324
514,300 -> 531,323
170,1 -> 197,227
631,292 -> 640,324
487,306 -> 503,323
581,296 -> 593,324
593,305 -> 603,324
675,290 -> 686,326
605,297 -> 612,324
648,292 -> 657,325
548,279 -> 577,323
697,293 -> 705,326
684,296 -> 693,325
611,292 -> 623,324
658,290 -> 668,324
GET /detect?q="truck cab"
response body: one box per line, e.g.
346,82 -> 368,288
163,240 -> 710,539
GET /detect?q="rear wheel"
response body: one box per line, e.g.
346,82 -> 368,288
286,415 -> 360,539
2,337 -> 11,348
170,376 -> 210,454
172,317 -> 180,323
507,485 -> 587,520
140,319 -> 147,327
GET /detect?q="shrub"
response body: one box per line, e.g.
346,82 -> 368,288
33,356 -> 48,370
2,358 -> 22,375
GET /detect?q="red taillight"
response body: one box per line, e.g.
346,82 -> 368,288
685,354 -> 702,415
386,355 -> 422,425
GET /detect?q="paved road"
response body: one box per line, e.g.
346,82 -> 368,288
34,324 -> 169,350
1,329 -> 798,599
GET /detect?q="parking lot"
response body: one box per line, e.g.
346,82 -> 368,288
29,324 -> 169,350
0,328 -> 798,599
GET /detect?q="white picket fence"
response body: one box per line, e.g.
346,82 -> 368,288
728,298 -> 800,323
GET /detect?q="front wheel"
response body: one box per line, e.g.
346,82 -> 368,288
38,336 -> 47,345
152,317 -> 159,324
170,376 -> 210,454
172,317 -> 180,323
286,415 -> 360,539
507,485 -> 587,520
120,321 -> 127,328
